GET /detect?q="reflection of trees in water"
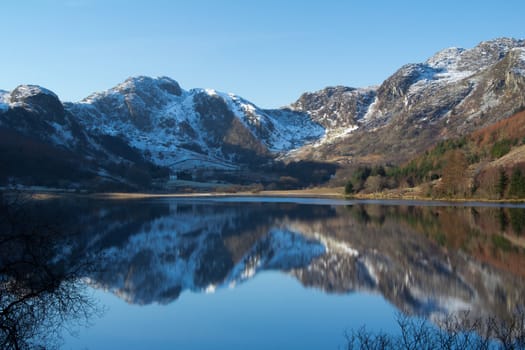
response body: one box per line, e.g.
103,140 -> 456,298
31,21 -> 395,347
0,192 -> 100,350
337,204 -> 525,348
346,309 -> 525,350
3,195 -> 522,348
344,204 -> 525,277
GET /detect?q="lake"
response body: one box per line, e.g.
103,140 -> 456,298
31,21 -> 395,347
2,196 -> 525,349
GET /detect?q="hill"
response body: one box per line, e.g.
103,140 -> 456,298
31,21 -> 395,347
1,38 -> 525,193
345,109 -> 525,199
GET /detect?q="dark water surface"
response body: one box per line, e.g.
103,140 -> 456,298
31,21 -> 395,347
2,196 -> 525,349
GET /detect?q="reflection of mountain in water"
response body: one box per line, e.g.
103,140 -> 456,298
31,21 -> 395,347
86,200 -> 329,304
54,198 -> 525,320
288,205 -> 525,320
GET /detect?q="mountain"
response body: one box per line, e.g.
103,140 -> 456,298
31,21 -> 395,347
290,38 -> 525,164
0,85 -> 172,190
1,37 -> 524,190
367,109 -> 525,199
0,78 -> 328,190
0,77 -> 330,190
66,76 -> 324,171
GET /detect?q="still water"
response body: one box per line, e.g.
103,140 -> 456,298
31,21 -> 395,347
3,196 -> 525,349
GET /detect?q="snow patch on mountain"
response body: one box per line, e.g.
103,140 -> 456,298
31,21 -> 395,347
512,47 -> 525,75
49,121 -> 74,146
0,85 -> 60,111
214,91 -> 325,152
10,85 -> 58,100
426,47 -> 465,70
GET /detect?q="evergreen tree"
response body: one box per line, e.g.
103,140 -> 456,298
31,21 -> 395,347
508,167 -> 525,198
345,181 -> 354,195
496,168 -> 508,199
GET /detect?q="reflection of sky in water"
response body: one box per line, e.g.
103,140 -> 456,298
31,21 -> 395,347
57,198 -> 525,349
65,272 -> 398,350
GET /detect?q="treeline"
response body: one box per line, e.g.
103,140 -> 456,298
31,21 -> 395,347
344,110 -> 525,199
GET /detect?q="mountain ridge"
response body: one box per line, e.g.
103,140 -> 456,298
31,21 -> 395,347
1,37 -> 524,190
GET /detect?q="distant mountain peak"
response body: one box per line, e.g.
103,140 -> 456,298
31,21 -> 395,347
10,84 -> 59,101
5,84 -> 64,120
118,75 -> 182,96
82,75 -> 183,105
426,47 -> 465,70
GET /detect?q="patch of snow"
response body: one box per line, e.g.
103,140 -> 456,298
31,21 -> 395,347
12,85 -> 58,99
427,47 -> 465,70
360,256 -> 380,285
426,46 -> 476,84
410,284 -> 472,318
520,47 -> 525,61
49,122 -> 74,146
311,125 -> 358,147
433,69 -> 473,83
512,47 -> 525,75
204,88 -> 217,96
361,96 -> 379,122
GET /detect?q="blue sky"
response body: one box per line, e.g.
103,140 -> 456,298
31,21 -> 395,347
3,0 -> 525,108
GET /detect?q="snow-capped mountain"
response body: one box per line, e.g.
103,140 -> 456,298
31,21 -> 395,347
0,77 -> 326,189
1,37 -> 525,188
290,37 -> 525,163
66,76 -> 324,171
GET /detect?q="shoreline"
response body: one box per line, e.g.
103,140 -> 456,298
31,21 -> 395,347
6,187 -> 524,205
90,187 -> 347,200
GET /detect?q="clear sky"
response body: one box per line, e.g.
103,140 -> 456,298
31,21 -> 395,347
3,0 -> 525,108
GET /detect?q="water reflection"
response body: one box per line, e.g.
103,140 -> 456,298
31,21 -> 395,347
3,196 -> 525,348
69,198 -> 525,322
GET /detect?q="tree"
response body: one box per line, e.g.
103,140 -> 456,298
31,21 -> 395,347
441,150 -> 468,197
345,310 -> 525,350
351,166 -> 372,192
497,168 -> 508,199
508,167 -> 525,199
0,192 -> 100,349
345,181 -> 354,195
364,175 -> 385,193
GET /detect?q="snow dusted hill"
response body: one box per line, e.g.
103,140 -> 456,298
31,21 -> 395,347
1,37 -> 525,188
66,76 -> 324,171
290,38 -> 525,163
0,77 -> 326,188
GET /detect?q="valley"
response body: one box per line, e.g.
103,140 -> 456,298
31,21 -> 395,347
1,38 -> 525,196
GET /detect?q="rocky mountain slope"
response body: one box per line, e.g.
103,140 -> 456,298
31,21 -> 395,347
290,37 -> 525,164
67,76 -> 324,171
1,37 -> 524,189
